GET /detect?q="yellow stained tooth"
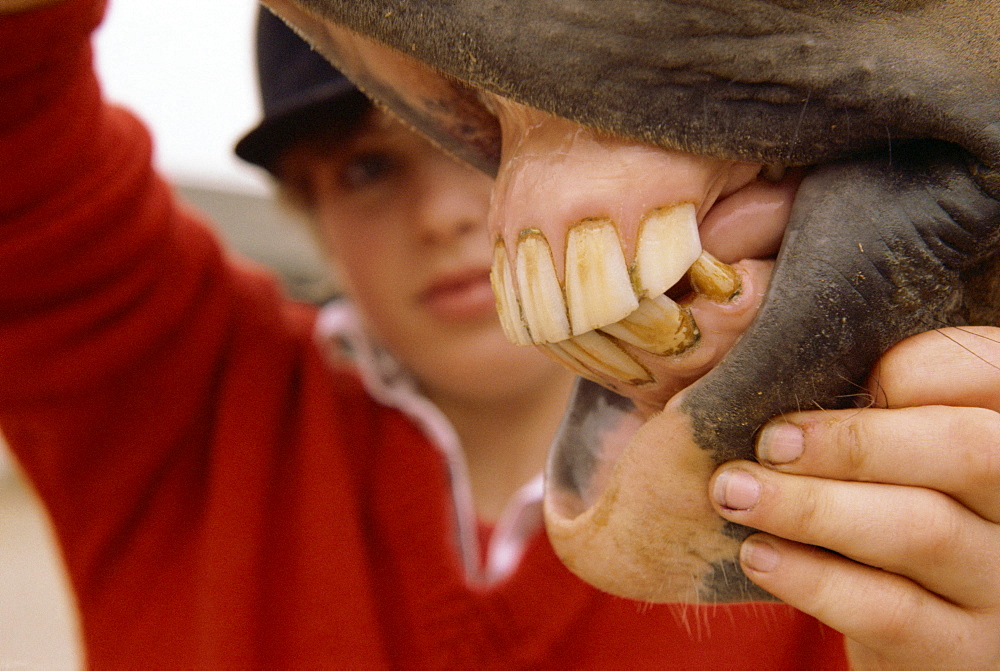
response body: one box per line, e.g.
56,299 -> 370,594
555,330 -> 652,384
564,218 -> 638,335
600,295 -> 699,356
540,343 -> 603,383
688,251 -> 742,302
490,238 -> 532,346
632,203 -> 702,299
515,229 -> 571,343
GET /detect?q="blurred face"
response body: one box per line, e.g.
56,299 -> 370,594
279,108 -> 570,403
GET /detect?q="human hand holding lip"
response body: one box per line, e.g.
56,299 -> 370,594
711,326 -> 1000,668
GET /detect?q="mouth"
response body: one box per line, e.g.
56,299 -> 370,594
420,268 -> 498,323
486,99 -> 793,411
476,95 -> 795,601
253,17 -> 796,381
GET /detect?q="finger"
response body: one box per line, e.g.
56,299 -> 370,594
868,326 -> 1000,411
755,405 -> 1000,521
711,461 -> 1000,608
737,534 -> 989,669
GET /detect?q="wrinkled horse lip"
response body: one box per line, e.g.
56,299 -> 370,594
270,0 -> 986,172
266,0 -> 1000,200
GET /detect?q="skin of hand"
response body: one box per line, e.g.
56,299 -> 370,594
710,325 -> 1000,668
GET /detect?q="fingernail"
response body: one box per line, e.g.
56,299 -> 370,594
757,422 -> 803,465
712,469 -> 761,511
741,537 -> 780,573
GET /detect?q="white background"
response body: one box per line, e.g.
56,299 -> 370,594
94,0 -> 268,194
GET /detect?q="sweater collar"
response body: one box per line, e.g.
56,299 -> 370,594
313,299 -> 543,586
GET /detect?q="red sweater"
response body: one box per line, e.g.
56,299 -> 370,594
0,0 -> 848,667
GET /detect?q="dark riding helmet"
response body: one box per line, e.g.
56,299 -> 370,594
235,7 -> 368,175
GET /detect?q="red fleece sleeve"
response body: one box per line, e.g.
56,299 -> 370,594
0,0 -> 316,592
0,0 -> 221,397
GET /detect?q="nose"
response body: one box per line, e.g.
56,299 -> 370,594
412,157 -> 492,246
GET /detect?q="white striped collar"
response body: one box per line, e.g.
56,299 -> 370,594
314,300 -> 543,586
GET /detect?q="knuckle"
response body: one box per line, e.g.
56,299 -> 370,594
786,483 -> 824,537
958,409 -> 1000,488
839,416 -> 870,478
864,584 -> 926,647
903,489 -> 968,562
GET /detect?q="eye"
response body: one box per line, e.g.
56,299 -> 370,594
339,151 -> 399,191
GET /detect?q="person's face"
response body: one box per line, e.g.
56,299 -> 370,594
279,108 -> 569,403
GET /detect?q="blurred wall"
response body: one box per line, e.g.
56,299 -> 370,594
95,0 -> 266,194
93,0 -> 335,302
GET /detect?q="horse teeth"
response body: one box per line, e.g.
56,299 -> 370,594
632,204 -> 702,299
515,229 -> 572,343
688,251 -> 742,302
490,238 -> 532,345
599,294 -> 699,355
564,218 -> 639,335
540,343 -> 604,383
498,204 -> 716,352
556,330 -> 652,384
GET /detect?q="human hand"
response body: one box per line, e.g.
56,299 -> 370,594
710,326 -> 1000,668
